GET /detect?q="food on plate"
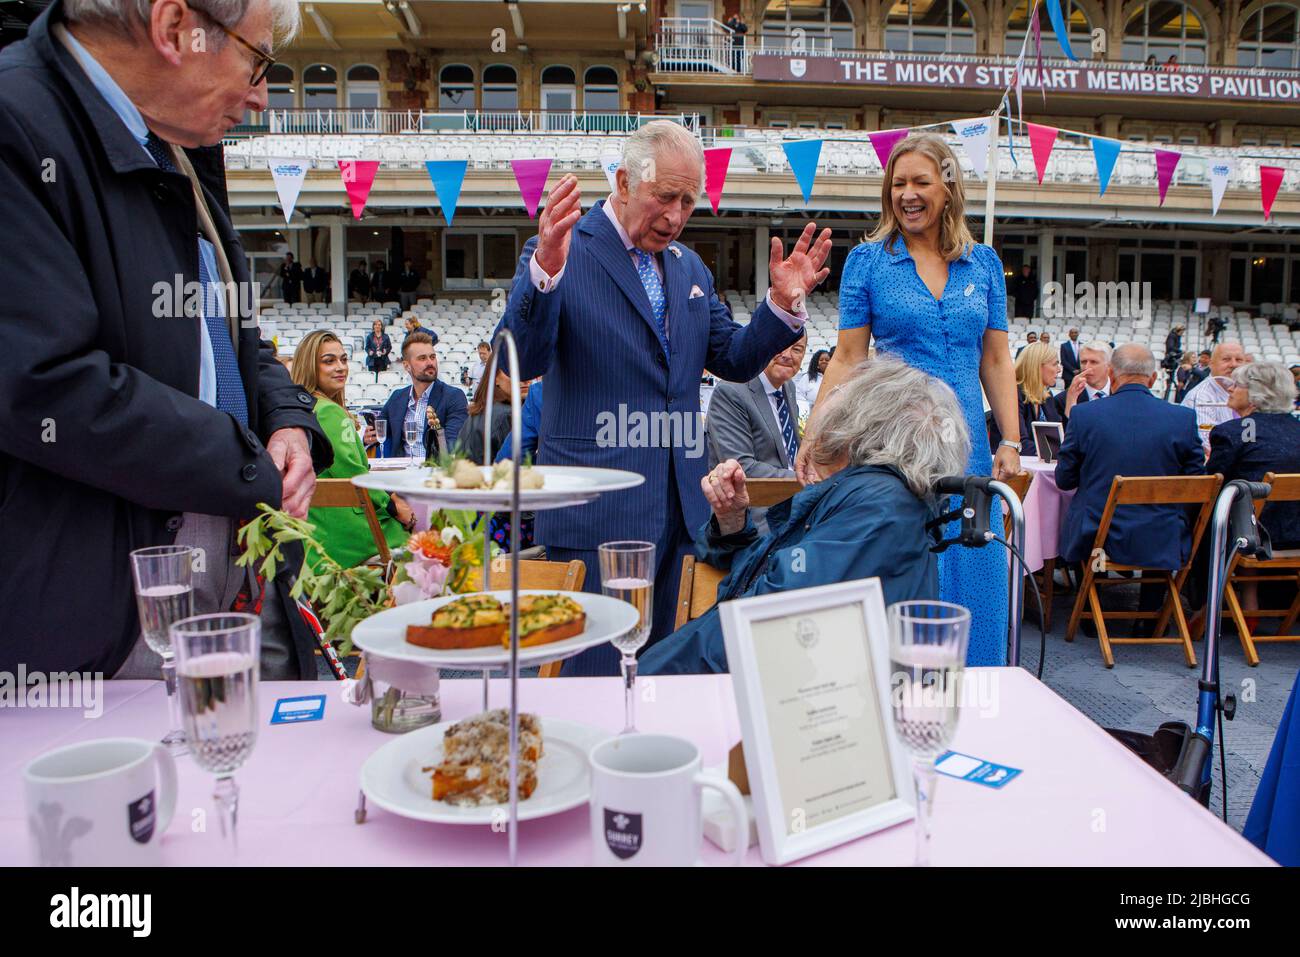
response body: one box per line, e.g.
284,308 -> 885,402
422,455 -> 545,491
405,594 -> 506,649
423,710 -> 544,805
452,458 -> 485,489
404,593 -> 587,649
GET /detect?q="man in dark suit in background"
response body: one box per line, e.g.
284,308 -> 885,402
348,259 -> 370,301
1055,344 -> 1203,636
303,260 -> 328,303
369,259 -> 391,302
380,332 -> 468,459
1060,327 -> 1081,388
398,258 -> 421,310
1052,340 -> 1111,422
496,120 -> 831,673
1011,263 -> 1039,319
278,251 -> 302,304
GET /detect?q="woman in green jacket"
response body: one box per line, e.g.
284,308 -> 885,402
291,331 -> 413,567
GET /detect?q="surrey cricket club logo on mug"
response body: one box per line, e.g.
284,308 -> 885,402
604,808 -> 643,860
128,791 -> 156,844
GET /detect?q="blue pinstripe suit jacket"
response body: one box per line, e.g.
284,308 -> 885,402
495,202 -> 803,551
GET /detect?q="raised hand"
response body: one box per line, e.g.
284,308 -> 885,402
769,222 -> 833,314
702,459 -> 750,536
534,174 -> 583,276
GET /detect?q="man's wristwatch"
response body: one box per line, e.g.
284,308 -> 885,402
998,439 -> 1021,451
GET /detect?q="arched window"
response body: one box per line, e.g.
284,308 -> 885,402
1240,3 -> 1300,69
439,64 -> 474,110
346,64 -> 380,109
303,63 -> 337,108
584,66 -> 620,111
540,65 -> 576,130
482,64 -> 519,111
1123,2 -> 1208,66
265,63 -> 294,109
1005,0 -> 1092,58
761,0 -> 855,51
885,0 -> 976,54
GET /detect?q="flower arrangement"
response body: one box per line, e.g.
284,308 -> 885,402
237,505 -> 498,656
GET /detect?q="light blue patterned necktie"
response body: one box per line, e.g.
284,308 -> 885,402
772,388 -> 798,464
144,132 -> 249,427
632,248 -> 668,353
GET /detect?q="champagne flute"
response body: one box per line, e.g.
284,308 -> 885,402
373,417 -> 388,455
130,545 -> 195,755
170,614 -> 261,852
888,600 -> 970,868
403,413 -> 421,460
599,541 -> 655,734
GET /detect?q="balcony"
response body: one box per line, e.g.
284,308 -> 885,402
232,110 -> 702,138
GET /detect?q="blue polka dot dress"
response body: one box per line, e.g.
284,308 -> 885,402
839,237 -> 1009,667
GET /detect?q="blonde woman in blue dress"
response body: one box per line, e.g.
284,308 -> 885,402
796,132 -> 1020,666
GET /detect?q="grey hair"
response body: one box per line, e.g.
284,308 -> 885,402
1079,341 -> 1113,365
1233,360 -> 1296,413
810,356 -> 970,497
1111,343 -> 1156,378
621,120 -> 705,192
65,0 -> 300,45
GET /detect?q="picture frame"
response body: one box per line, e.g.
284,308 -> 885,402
720,578 -> 915,865
1032,420 -> 1065,463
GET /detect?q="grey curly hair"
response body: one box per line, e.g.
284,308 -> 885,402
809,355 -> 971,497
64,0 -> 300,45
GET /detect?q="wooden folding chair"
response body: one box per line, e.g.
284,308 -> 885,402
465,559 -> 586,678
674,554 -> 728,630
1064,474 -> 1222,669
310,478 -> 393,566
745,478 -> 803,508
1220,472 -> 1300,666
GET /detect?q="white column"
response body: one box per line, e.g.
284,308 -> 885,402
330,222 -> 346,312
755,225 -> 769,299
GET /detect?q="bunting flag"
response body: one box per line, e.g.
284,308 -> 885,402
600,148 -> 623,193
1154,149 -> 1181,206
1090,136 -> 1121,196
337,160 -> 380,219
1209,158 -> 1233,216
1045,0 -> 1077,62
1014,49 -> 1026,118
703,147 -> 732,214
783,139 -> 823,203
424,159 -> 467,227
1032,8 -> 1046,103
867,128 -> 909,170
1260,166 -> 1285,220
510,158 -> 553,219
1002,100 -> 1019,167
1026,122 -> 1058,183
951,118 -> 992,179
269,158 -> 309,225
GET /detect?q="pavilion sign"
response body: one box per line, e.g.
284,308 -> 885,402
753,53 -> 1300,104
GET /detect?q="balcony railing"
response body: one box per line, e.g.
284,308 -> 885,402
233,110 -> 701,138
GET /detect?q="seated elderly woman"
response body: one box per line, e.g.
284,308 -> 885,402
640,357 -> 970,675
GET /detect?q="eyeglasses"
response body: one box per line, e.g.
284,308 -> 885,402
153,0 -> 277,86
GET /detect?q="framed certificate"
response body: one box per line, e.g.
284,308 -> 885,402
1031,421 -> 1065,463
721,578 -> 914,865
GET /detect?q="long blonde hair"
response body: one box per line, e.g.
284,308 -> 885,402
1015,341 -> 1058,406
291,330 -> 350,412
867,131 -> 975,263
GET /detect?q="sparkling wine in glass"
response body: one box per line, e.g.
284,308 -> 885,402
599,541 -> 655,734
171,614 -> 261,852
888,600 -> 970,868
130,545 -> 195,755
374,417 -> 388,453
403,414 -> 421,460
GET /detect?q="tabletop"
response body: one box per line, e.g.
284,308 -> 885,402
1,670 -> 1271,867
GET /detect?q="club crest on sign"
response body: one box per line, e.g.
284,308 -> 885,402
604,808 -> 643,860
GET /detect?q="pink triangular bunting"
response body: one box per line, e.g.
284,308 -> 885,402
511,158 -> 553,219
1260,166 -> 1284,221
1155,149 -> 1182,206
1026,122 -> 1058,184
868,129 -> 910,170
338,160 -> 380,219
704,147 -> 732,214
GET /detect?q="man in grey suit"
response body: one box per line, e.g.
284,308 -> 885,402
707,332 -> 806,532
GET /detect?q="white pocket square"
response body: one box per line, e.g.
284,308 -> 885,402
689,285 -> 705,299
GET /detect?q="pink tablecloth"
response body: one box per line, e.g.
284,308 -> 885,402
0,672 -> 1270,867
1019,457 -> 1076,574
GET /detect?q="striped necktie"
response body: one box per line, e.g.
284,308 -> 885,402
772,388 -> 798,465
632,248 -> 669,353
143,132 -> 249,426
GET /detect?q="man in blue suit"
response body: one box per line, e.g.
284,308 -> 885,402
1055,343 -> 1204,632
380,332 -> 468,459
496,120 -> 832,674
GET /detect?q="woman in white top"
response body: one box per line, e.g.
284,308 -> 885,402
794,348 -> 831,418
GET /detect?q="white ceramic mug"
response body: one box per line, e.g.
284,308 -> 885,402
589,734 -> 747,866
24,737 -> 177,867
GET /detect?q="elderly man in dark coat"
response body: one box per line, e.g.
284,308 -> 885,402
641,359 -> 966,675
0,0 -> 332,678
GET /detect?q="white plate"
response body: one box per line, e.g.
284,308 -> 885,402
369,456 -> 420,471
351,465 -> 644,511
359,717 -> 609,825
351,590 -> 639,668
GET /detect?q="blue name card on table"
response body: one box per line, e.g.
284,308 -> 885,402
934,751 -> 1022,788
271,695 -> 326,725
